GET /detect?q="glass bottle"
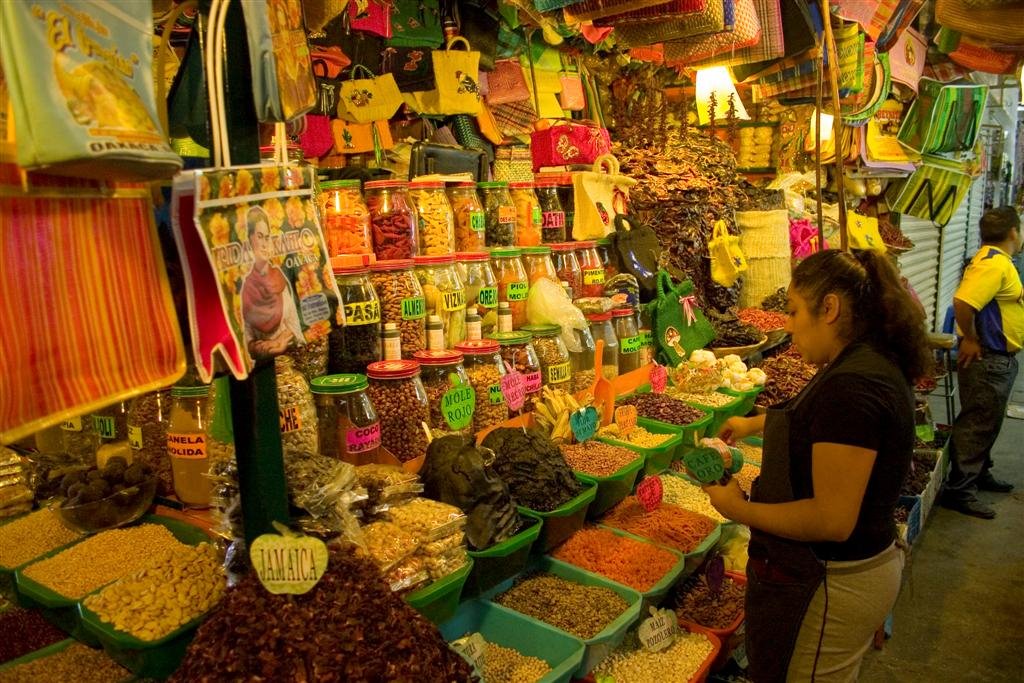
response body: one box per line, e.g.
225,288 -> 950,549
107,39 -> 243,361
490,247 -> 529,328
311,374 -> 381,465
520,246 -> 559,285
554,174 -> 575,236
587,312 -> 619,380
365,180 -> 419,259
454,339 -> 508,432
614,308 -> 642,374
127,390 -> 174,496
319,179 -> 372,255
456,251 -> 499,335
413,350 -> 471,436
168,384 -> 212,508
638,307 -> 655,367
576,241 -> 606,298
535,179 -> 566,243
521,324 -> 571,388
60,414 -> 95,464
509,182 -> 542,247
414,254 -> 467,348
478,181 -> 516,247
329,265 -> 382,374
569,326 -> 597,394
447,182 -> 487,252
550,243 -> 582,296
409,180 -> 456,256
365,360 -> 430,463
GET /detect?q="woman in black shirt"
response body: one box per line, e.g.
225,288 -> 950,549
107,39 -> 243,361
708,249 -> 931,682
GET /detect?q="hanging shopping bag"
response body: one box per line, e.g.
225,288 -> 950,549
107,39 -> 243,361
571,155 -> 637,240
486,59 -> 531,106
0,0 -> 182,180
336,65 -> 404,123
934,0 -> 1024,44
558,56 -> 586,111
862,98 -> 916,171
388,0 -> 444,47
491,100 -> 538,137
885,155 -> 974,228
663,0 -> 763,67
432,37 -> 484,115
299,114 -> 335,158
897,78 -> 988,156
648,271 -> 716,367
603,0 -> 728,48
708,220 -> 748,287
348,0 -> 392,39
476,102 -> 506,145
332,119 -> 395,155
530,120 -> 612,171
381,46 -> 437,93
240,0 -> 318,122
847,212 -> 887,252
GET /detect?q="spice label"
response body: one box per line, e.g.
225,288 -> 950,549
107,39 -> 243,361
401,296 -> 426,320
498,206 -> 516,224
250,531 -> 328,595
636,476 -> 663,512
570,406 -> 599,443
650,364 -> 668,394
542,211 -> 565,229
441,289 -> 467,312
92,415 -> 117,439
279,405 -> 303,433
442,373 -> 476,430
450,632 -> 487,673
500,363 -> 526,411
478,286 -> 498,308
531,205 -> 542,226
167,433 -> 208,460
614,405 -> 638,436
128,426 -> 144,450
640,330 -> 653,347
470,211 -> 486,231
506,281 -> 529,302
523,370 -> 542,393
683,447 -> 726,485
345,422 -> 381,454
638,607 -> 679,653
619,335 -> 643,354
582,268 -> 605,286
61,417 -> 83,432
487,383 -> 505,406
344,299 -> 381,325
545,361 -> 571,385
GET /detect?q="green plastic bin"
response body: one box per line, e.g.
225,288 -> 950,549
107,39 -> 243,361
721,386 -> 765,416
596,420 -> 683,476
678,392 -> 744,437
0,513 -> 85,605
632,411 -> 713,461
406,559 -> 474,625
519,480 -> 597,554
0,638 -> 133,681
440,600 -> 585,683
464,513 -> 542,598
576,455 -> 644,518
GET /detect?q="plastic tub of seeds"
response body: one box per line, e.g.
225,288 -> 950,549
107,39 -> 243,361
735,436 -> 763,465
0,638 -> 132,681
440,599 -> 585,683
675,570 -> 747,671
519,480 -> 597,555
406,559 -> 474,625
720,385 -> 765,417
596,420 -> 683,476
0,509 -> 84,600
563,442 -> 644,518
671,390 -> 743,437
591,622 -> 721,683
465,512 -> 543,598
485,556 -> 643,677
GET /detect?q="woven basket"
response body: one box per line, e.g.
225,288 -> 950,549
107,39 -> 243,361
737,210 -> 790,259
739,256 -> 791,308
711,335 -> 768,359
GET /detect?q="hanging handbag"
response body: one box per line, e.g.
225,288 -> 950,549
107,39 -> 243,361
897,78 -> 988,156
847,211 -> 887,252
381,46 -> 437,93
240,0 -> 318,122
605,0 -> 729,48
566,0 -> 689,23
388,0 -> 444,48
476,102 -> 506,145
558,56 -> 586,111
647,271 -> 716,367
530,120 -> 612,171
690,0 -> 784,69
934,0 -> 1024,44
486,59 -> 532,106
494,144 -> 535,183
664,0 -> 763,67
571,155 -> 637,240
708,220 -> 748,287
311,59 -> 345,117
885,155 -> 974,228
491,100 -> 538,137
299,114 -> 335,158
348,0 -> 392,39
432,37 -> 484,115
609,214 -> 662,301
332,119 -> 395,155
336,65 -> 404,123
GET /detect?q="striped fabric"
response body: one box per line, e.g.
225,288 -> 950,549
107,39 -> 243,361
564,0 -> 680,23
0,154 -> 185,443
593,0 -> 707,26
664,0 -> 762,66
885,156 -> 974,228
610,0 -> 731,48
690,0 -> 784,68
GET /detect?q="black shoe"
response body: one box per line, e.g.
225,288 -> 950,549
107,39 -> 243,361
977,473 -> 1014,493
940,495 -> 996,519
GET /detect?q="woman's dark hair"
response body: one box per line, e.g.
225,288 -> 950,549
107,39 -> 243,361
791,249 -> 933,382
246,206 -> 270,240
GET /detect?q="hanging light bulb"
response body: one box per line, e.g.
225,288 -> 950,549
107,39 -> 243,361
809,110 -> 836,143
694,67 -> 750,125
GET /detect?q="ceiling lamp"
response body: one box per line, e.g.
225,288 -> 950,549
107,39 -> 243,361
694,67 -> 750,125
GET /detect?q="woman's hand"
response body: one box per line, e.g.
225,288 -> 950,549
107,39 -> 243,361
718,415 -> 761,444
702,479 -> 747,520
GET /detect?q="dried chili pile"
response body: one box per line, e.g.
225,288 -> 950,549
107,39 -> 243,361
738,308 -> 788,332
481,428 -> 583,512
707,308 -> 763,347
760,288 -> 788,313
673,573 -> 746,630
601,497 -> 718,554
755,348 -> 818,406
901,450 -> 938,497
170,547 -> 472,682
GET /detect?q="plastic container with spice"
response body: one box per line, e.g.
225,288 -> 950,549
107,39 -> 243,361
311,374 -> 381,466
550,243 -> 582,299
613,308 -> 643,374
127,390 -> 173,496
520,245 -> 558,285
365,360 -> 430,466
409,180 -> 456,256
414,255 -> 467,348
586,313 -> 619,381
368,260 -> 426,359
521,324 -> 571,389
576,241 -> 606,299
477,181 -> 516,247
275,355 -> 320,462
412,350 -> 472,437
595,238 -> 618,281
535,178 -> 566,243
456,252 -> 499,335
446,182 -> 486,252
490,247 -> 529,329
329,265 -> 382,374
569,326 -> 597,394
509,182 -> 542,247
167,385 -> 212,508
453,340 -> 508,433
365,180 -> 419,260
491,331 -> 542,413
318,179 -> 372,255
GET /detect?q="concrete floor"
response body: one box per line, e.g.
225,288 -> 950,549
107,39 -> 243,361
860,369 -> 1024,682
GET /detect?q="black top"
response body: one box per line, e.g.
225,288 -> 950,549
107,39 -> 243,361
785,342 -> 914,561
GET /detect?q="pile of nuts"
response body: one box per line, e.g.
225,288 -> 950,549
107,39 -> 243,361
494,572 -> 628,640
465,364 -> 507,433
617,393 -> 707,426
0,509 -> 81,570
369,268 -> 426,357
593,629 -> 715,683
559,442 -> 638,477
0,642 -> 129,683
482,640 -> 551,683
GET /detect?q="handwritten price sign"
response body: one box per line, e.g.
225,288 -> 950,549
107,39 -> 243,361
570,406 -> 599,443
650,364 -> 668,394
500,362 -> 526,412
441,373 -> 475,430
614,405 -> 638,436
636,476 -> 663,512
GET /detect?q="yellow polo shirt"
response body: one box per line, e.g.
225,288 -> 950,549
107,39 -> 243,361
954,245 -> 1024,353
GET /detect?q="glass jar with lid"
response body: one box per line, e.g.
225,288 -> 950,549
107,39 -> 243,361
521,324 -> 571,388
613,308 -> 643,374
167,384 -> 212,508
127,390 -> 174,495
595,238 -> 619,282
447,182 -> 486,252
520,246 -> 558,285
456,252 -> 499,335
366,360 -> 430,464
409,180 -> 456,256
91,401 -> 130,453
365,180 -> 419,259
490,247 -> 529,329
552,174 -> 575,236
285,335 -> 329,384
61,414 -> 95,464
454,340 -> 508,432
576,241 -> 606,298
319,179 -> 372,256
260,143 -> 305,165
586,312 -> 619,381
509,182 -> 542,247
569,325 -> 597,394
330,265 -> 382,374
492,331 -> 542,413
550,243 -> 582,298
311,374 -> 381,466
414,255 -> 467,348
368,259 -> 426,358
413,350 -> 471,436
535,179 -> 566,243
276,355 -> 320,462
477,181 -> 516,247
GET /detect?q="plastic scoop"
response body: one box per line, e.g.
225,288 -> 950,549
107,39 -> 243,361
591,338 -> 615,426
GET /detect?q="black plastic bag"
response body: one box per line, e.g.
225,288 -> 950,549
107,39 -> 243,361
609,213 -> 661,302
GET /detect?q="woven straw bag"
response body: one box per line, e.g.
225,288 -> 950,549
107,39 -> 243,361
737,210 -> 790,259
740,257 -> 792,308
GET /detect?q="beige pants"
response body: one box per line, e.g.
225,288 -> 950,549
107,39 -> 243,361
786,543 -> 905,682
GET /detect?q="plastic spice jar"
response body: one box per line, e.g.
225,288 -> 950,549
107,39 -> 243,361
520,246 -> 559,285
569,325 -> 597,394
447,182 -> 487,252
576,241 -> 606,298
329,265 -> 382,374
413,350 -> 471,435
167,385 -> 212,508
509,182 -> 542,247
490,247 -> 529,328
613,308 -> 643,374
535,179 -> 566,243
477,181 -> 516,247
366,360 -> 430,463
586,312 -> 619,381
319,179 -> 372,256
550,243 -> 582,297
368,259 -> 426,358
596,238 -> 619,281
454,340 -> 508,432
456,252 -> 499,335
414,255 -> 467,348
521,324 -> 571,388
409,180 -> 456,256
127,390 -> 173,495
492,331 -> 542,412
365,180 -> 419,259
311,374 -> 380,466
276,355 -> 320,461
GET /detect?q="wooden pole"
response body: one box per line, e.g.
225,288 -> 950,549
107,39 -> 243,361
821,0 -> 849,251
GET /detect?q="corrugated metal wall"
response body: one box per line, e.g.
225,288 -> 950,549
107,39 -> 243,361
898,216 -> 940,331
965,176 -> 985,256
934,190 -> 971,332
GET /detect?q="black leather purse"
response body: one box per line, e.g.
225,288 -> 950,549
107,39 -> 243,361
608,213 -> 661,302
408,142 -> 488,180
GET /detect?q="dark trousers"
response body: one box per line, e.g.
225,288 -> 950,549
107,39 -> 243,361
946,352 -> 1019,499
